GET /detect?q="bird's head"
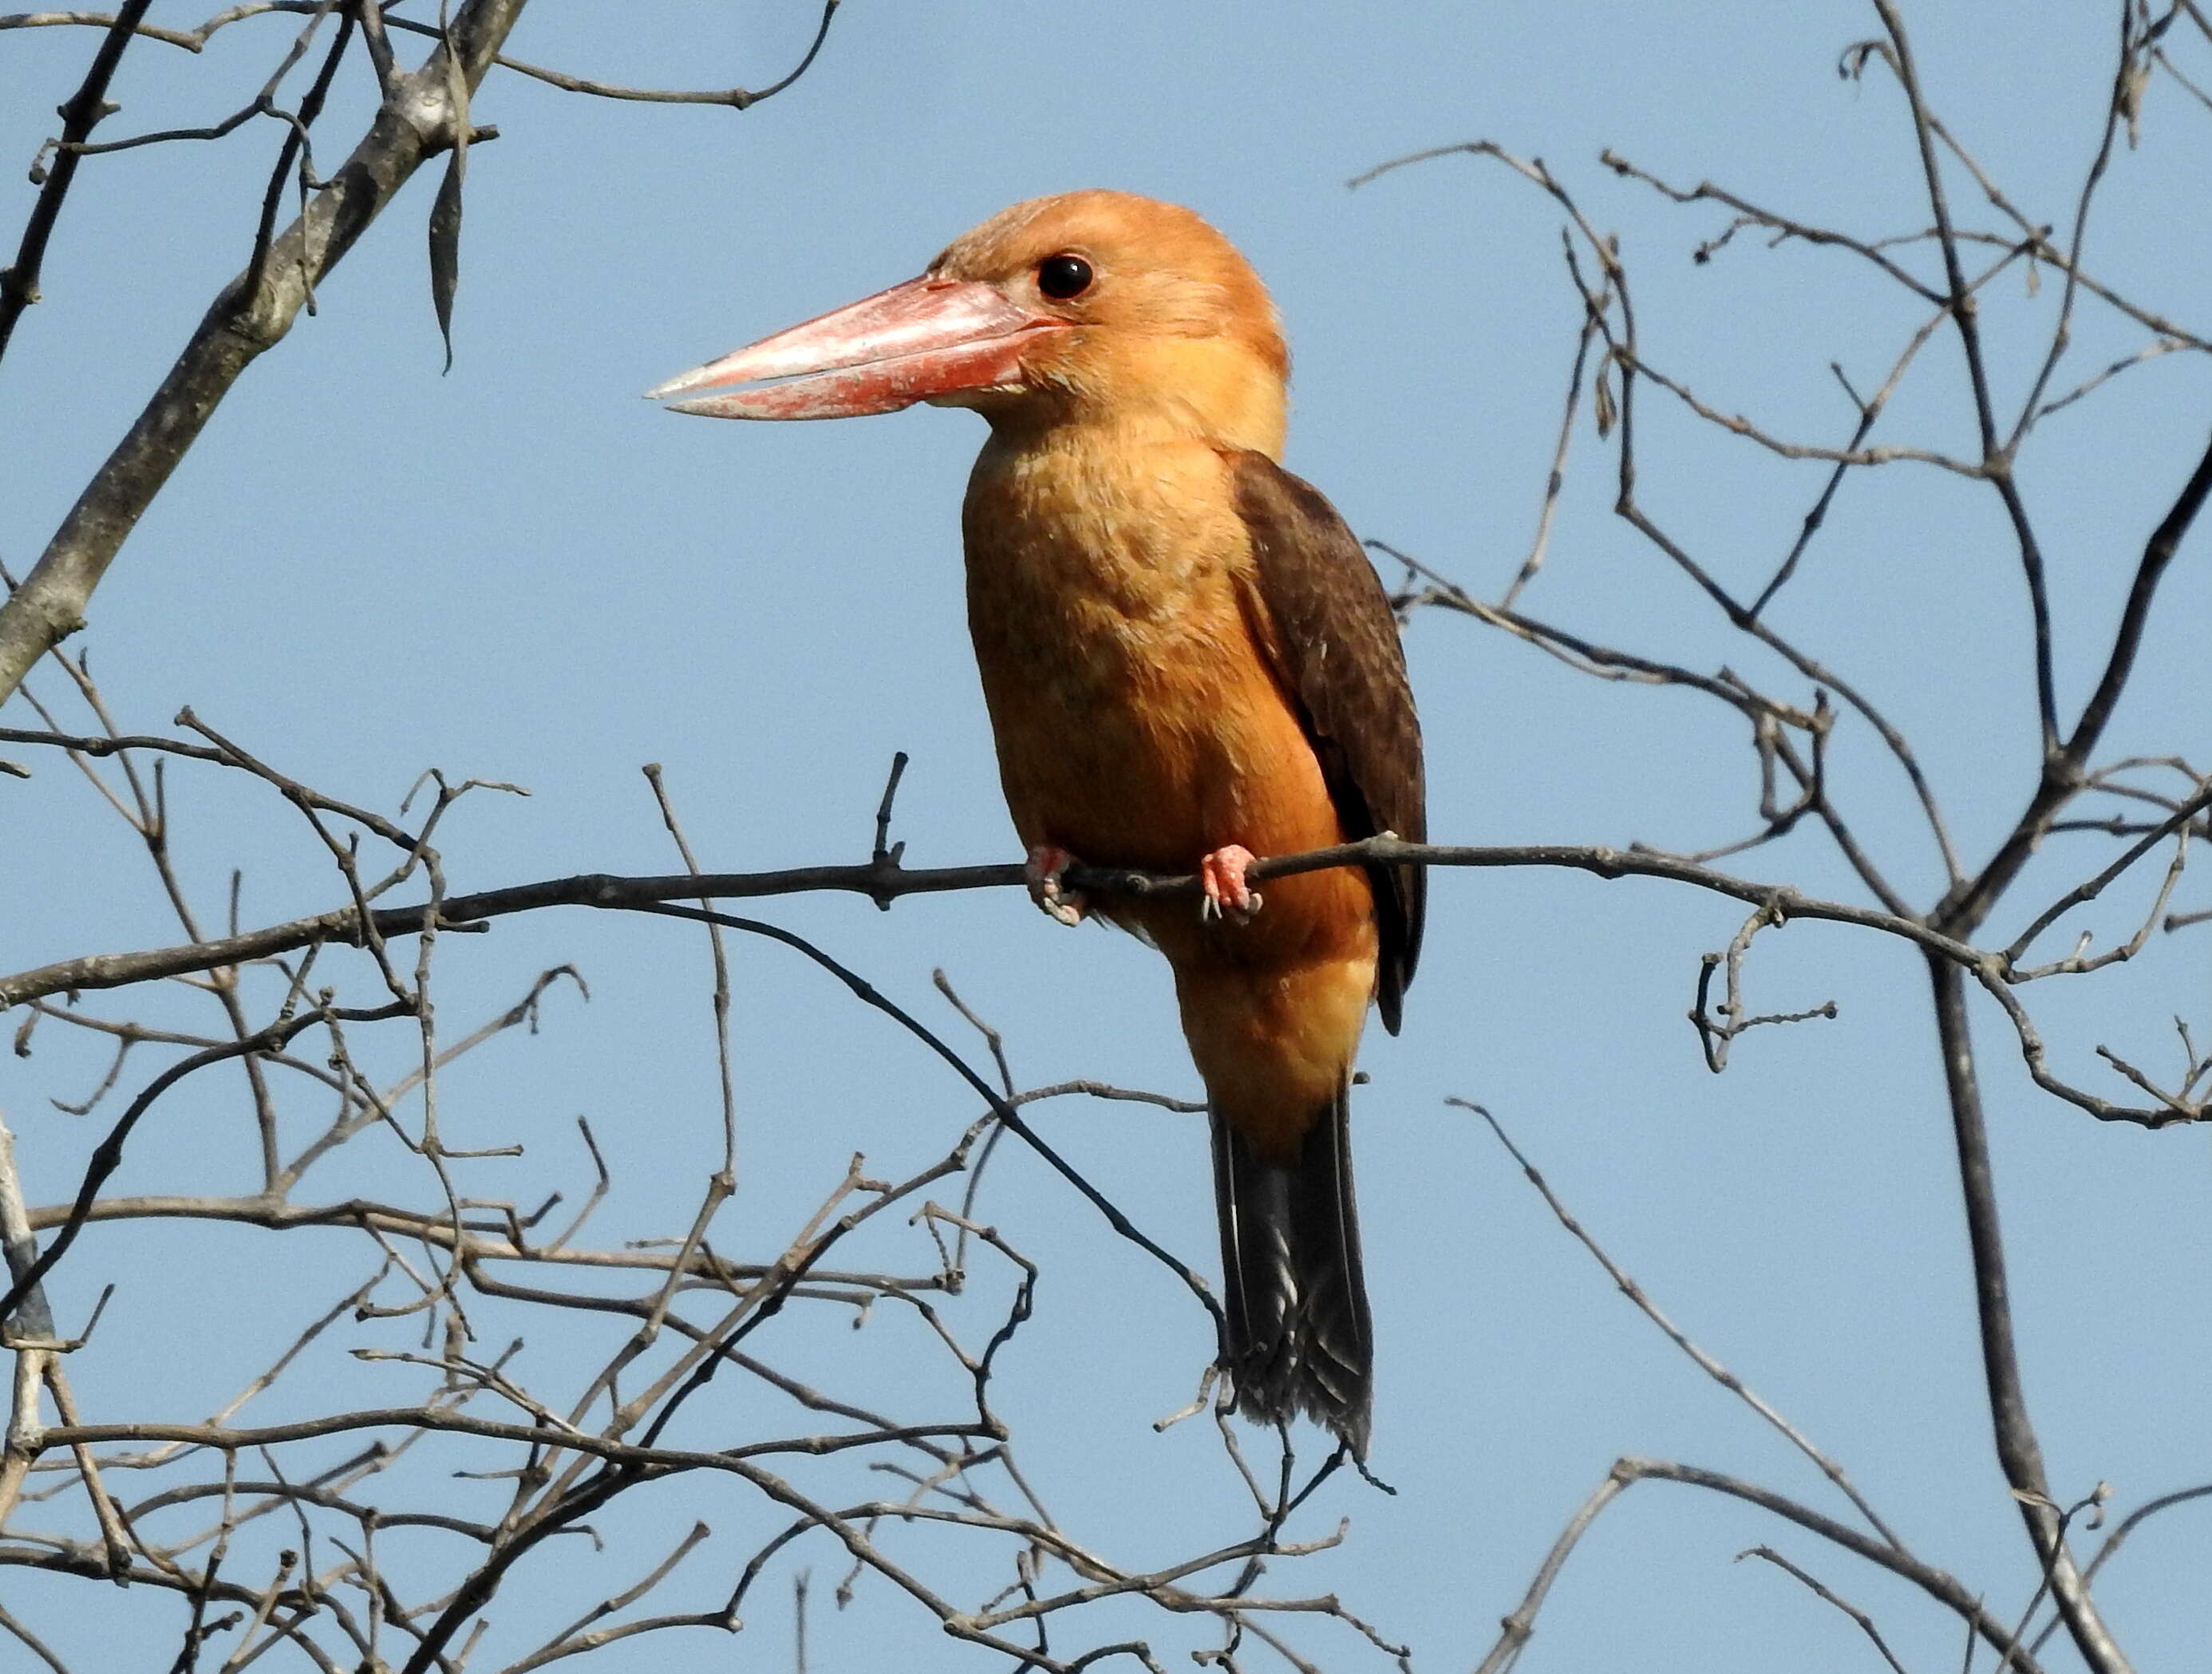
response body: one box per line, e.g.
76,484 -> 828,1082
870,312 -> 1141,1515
649,191 -> 1289,456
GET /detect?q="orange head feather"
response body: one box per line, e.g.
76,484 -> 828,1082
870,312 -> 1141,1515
928,191 -> 1288,453
650,191 -> 1290,459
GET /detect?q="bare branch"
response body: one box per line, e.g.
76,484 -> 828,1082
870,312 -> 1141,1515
1738,1546 -> 1914,1674
0,0 -> 536,705
1941,422 -> 2212,938
0,0 -> 153,364
0,837 -> 1985,1013
1456,1101 -> 1901,1548
1476,1457 -> 2044,1674
466,0 -> 839,109
1925,957 -> 2132,1674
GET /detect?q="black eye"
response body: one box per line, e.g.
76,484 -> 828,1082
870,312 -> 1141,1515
1037,254 -> 1093,300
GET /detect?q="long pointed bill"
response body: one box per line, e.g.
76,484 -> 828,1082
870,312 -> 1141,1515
646,274 -> 1061,420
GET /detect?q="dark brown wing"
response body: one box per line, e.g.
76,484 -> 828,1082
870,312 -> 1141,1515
1226,450 -> 1426,1033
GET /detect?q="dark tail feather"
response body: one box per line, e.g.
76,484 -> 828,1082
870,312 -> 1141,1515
1211,1076 -> 1373,1456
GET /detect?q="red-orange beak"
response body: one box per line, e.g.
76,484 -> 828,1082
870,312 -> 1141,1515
646,274 -> 1065,420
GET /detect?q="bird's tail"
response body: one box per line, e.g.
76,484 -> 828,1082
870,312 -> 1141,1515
1211,1075 -> 1373,1456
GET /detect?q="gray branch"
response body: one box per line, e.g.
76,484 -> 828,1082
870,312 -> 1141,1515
0,0 -> 534,706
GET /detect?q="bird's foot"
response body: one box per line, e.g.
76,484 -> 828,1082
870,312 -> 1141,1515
1199,845 -> 1263,925
1025,844 -> 1088,926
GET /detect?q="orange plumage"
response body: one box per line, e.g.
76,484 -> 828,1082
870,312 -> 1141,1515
654,191 -> 1425,1454
960,420 -> 1380,1159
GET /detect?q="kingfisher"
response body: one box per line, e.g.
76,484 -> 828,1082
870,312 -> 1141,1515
651,191 -> 1426,1455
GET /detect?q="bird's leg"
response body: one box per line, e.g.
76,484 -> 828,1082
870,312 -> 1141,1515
1025,844 -> 1088,926
1199,844 -> 1263,924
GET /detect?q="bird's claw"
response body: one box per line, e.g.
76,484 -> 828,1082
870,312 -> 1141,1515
1025,845 -> 1088,926
1199,845 -> 1262,926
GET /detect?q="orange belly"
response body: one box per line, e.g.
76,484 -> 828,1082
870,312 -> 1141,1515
963,432 -> 1377,1158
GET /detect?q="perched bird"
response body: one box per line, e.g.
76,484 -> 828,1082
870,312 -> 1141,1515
650,191 -> 1424,1455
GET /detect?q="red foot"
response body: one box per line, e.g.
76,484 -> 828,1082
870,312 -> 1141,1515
1025,844 -> 1087,926
1199,845 -> 1262,924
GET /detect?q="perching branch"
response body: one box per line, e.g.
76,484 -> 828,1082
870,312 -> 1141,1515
0,835 -> 1987,1012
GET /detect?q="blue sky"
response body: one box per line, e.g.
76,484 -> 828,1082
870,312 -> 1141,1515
5,4 -> 2210,1669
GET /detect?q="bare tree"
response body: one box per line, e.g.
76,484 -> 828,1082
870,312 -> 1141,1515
3,2 -> 2210,1670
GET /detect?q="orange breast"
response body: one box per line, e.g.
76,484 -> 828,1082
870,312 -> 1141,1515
962,427 -> 1378,1152
962,432 -> 1336,867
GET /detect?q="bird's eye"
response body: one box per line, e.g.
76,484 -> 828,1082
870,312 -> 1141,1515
1037,254 -> 1094,300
